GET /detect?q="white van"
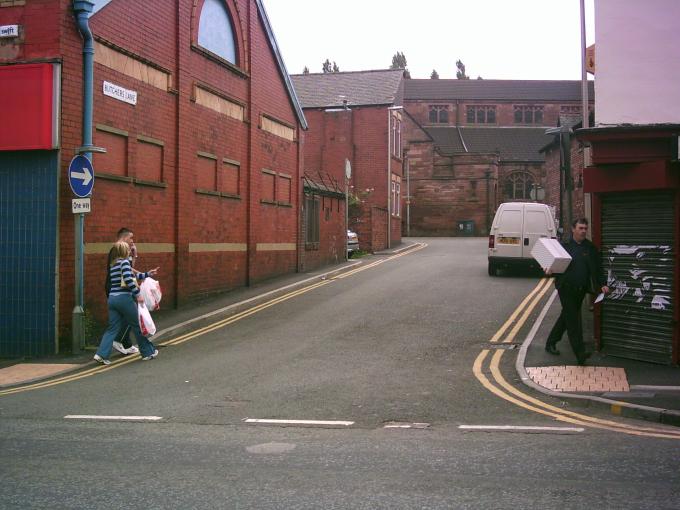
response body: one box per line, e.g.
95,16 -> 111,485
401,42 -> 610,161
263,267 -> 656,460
487,202 -> 557,276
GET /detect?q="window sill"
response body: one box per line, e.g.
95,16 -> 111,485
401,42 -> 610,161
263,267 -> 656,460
195,189 -> 242,200
191,44 -> 248,79
134,178 -> 167,189
260,199 -> 277,206
97,173 -> 133,183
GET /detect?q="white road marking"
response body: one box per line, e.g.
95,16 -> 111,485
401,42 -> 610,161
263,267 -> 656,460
630,385 -> 680,392
383,422 -> 430,429
243,418 -> 354,427
64,415 -> 163,421
458,425 -> 584,432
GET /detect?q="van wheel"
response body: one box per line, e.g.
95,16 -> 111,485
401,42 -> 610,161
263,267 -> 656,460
488,261 -> 497,276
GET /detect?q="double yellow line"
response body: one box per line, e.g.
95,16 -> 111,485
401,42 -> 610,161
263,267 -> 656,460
1,243 -> 426,397
474,279 -> 680,439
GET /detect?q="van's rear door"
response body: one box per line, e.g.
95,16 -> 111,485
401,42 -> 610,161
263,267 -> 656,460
493,204 -> 523,259
523,205 -> 554,257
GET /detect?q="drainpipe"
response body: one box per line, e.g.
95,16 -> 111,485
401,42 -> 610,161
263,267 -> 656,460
72,0 -> 95,353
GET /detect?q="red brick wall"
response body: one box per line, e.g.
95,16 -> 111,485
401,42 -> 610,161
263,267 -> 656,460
302,106 -> 403,252
4,0 -> 303,336
404,99 -> 589,128
405,146 -> 499,236
302,194 -> 347,271
0,0 -> 61,61
543,139 -> 586,231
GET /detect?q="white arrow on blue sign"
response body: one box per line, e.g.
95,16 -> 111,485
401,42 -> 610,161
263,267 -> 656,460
68,155 -> 95,198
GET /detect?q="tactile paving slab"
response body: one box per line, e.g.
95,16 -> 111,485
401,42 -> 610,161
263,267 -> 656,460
526,366 -> 630,392
0,364 -> 80,386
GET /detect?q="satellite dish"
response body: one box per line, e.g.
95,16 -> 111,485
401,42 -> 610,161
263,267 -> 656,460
345,159 -> 352,180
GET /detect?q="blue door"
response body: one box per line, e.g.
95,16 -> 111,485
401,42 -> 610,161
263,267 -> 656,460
0,151 -> 59,357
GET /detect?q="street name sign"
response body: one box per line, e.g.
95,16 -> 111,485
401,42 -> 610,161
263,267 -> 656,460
72,198 -> 91,214
103,81 -> 138,105
68,155 -> 94,198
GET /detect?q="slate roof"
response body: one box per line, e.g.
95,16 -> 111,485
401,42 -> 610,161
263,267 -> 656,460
291,69 -> 405,108
426,127 -> 550,162
404,79 -> 594,102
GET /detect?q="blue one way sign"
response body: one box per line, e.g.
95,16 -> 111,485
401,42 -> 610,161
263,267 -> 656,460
68,155 -> 95,198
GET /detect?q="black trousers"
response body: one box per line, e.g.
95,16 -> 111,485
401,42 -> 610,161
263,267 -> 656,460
547,284 -> 587,361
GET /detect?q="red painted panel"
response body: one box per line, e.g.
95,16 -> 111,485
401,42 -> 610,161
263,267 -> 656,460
583,161 -> 679,193
0,63 -> 56,150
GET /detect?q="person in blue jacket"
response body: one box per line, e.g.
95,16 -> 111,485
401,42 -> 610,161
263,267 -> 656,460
95,241 -> 159,365
544,218 -> 609,365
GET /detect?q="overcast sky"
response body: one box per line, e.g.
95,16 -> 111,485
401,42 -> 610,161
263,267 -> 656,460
264,0 -> 595,80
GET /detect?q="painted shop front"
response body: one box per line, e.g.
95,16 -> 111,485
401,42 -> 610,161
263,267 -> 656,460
579,126 -> 679,365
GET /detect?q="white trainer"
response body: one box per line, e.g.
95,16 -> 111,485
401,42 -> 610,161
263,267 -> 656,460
126,345 -> 139,354
142,349 -> 159,361
93,354 -> 111,365
112,341 -> 128,354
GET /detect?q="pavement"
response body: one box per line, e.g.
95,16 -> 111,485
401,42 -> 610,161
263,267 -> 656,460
519,288 -> 680,426
2,241 -> 679,428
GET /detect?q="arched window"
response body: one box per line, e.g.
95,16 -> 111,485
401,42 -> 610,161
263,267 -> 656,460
504,172 -> 534,200
198,0 -> 237,64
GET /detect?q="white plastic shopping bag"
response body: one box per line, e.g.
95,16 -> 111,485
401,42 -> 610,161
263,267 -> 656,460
138,302 -> 157,337
140,277 -> 162,311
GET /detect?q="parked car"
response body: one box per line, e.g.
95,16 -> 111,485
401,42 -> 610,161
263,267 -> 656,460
347,230 -> 359,256
487,202 -> 557,276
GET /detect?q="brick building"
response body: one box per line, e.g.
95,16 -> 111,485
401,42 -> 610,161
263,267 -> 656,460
291,69 -> 405,256
0,0 -> 307,356
401,79 -> 594,236
540,115 -> 587,232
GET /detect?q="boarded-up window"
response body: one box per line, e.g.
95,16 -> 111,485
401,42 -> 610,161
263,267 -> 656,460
94,127 -> 127,177
196,153 -> 217,191
305,195 -> 320,244
194,86 -> 244,121
278,174 -> 291,204
220,160 -> 240,195
136,137 -> 163,182
262,170 -> 275,202
261,116 -> 295,141
94,41 -> 169,91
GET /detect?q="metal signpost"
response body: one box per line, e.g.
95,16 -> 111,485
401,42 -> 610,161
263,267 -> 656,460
345,159 -> 352,261
68,154 -> 94,353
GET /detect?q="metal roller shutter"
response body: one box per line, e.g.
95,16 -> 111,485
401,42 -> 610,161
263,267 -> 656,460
600,191 -> 675,364
0,151 -> 59,356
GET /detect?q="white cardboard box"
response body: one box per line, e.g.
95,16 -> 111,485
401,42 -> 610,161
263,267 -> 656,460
531,238 -> 572,273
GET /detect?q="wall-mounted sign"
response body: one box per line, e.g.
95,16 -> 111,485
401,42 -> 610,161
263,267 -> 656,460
72,198 -> 91,214
103,81 -> 137,105
586,44 -> 595,74
0,25 -> 19,38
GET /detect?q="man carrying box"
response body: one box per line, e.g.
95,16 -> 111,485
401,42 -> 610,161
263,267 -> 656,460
544,218 -> 609,365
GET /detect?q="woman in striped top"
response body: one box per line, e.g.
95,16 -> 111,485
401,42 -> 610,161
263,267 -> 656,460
94,241 -> 159,365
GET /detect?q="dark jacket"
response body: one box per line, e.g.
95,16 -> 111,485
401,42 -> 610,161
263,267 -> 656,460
554,238 -> 606,293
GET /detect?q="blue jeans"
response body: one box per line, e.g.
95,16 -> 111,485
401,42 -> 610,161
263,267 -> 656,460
96,293 -> 156,359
